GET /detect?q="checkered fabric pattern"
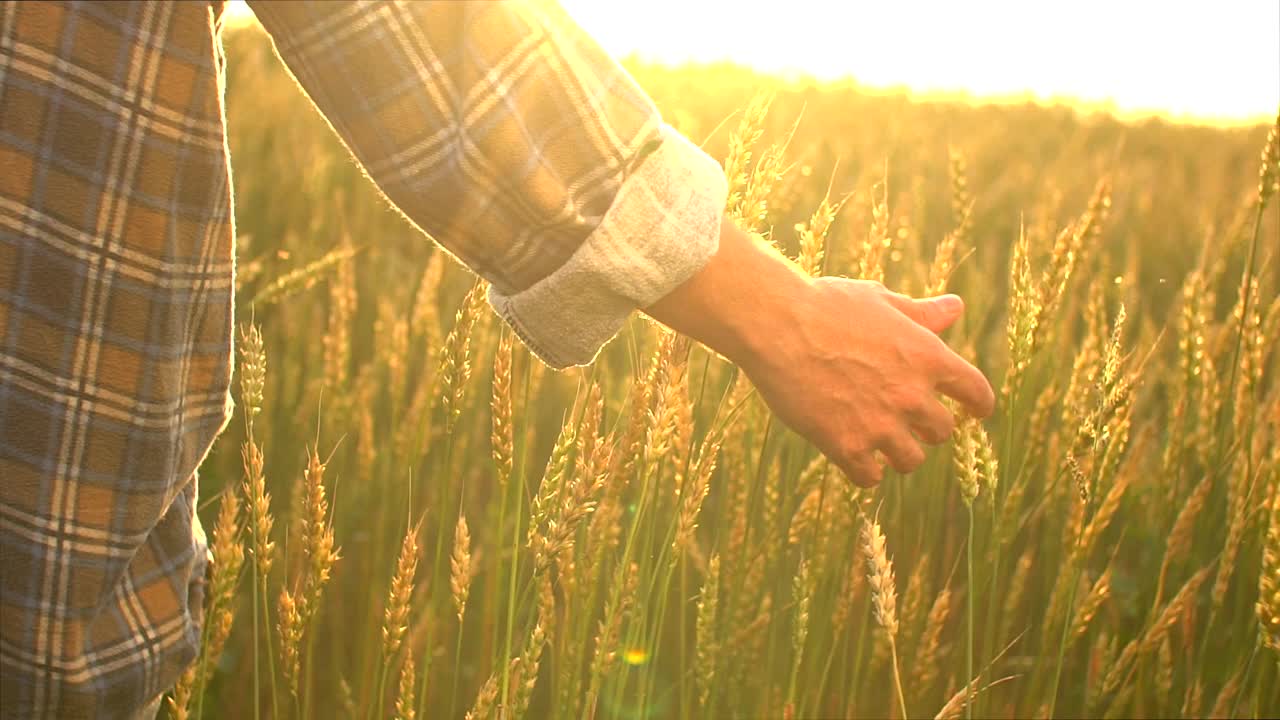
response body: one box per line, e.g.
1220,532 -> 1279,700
0,1 -> 726,717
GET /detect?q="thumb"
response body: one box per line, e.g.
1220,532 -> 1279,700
903,294 -> 965,334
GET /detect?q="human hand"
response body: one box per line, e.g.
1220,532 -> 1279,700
737,277 -> 994,486
644,218 -> 994,487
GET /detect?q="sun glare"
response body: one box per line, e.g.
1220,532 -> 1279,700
223,0 -> 1278,125
560,0 -> 1278,125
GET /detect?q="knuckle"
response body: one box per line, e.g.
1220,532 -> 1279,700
904,333 -> 944,368
918,425 -> 948,445
920,411 -> 956,445
892,450 -> 925,474
813,277 -> 841,297
899,389 -> 927,414
834,448 -> 857,472
875,419 -> 902,442
979,386 -> 997,417
850,469 -> 880,489
934,415 -> 957,442
834,455 -> 876,488
833,460 -> 857,483
852,279 -> 889,298
909,444 -> 927,465
867,430 -> 892,451
836,428 -> 872,457
827,438 -> 858,468
860,462 -> 885,488
921,334 -> 951,362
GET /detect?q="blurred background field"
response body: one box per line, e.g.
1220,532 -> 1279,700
176,14 -> 1279,720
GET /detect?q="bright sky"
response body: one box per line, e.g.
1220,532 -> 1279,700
227,0 -> 1279,125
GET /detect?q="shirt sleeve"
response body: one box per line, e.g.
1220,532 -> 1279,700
245,0 -> 727,367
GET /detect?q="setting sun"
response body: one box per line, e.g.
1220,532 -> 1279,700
559,0 -> 1279,124
224,0 -> 1278,125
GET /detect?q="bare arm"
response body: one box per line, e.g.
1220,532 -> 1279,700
644,217 -> 996,486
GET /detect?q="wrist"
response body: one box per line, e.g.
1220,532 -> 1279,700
643,216 -> 815,370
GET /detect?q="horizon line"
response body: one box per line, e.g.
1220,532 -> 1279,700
617,55 -> 1277,130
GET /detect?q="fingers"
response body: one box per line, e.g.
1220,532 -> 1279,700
833,430 -> 931,485
906,396 -> 957,445
837,450 -> 885,488
886,292 -> 965,335
884,287 -> 995,418
879,286 -> 992,418
879,429 -> 927,474
934,347 -> 996,418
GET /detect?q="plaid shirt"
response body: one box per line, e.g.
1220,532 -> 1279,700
0,1 -> 725,717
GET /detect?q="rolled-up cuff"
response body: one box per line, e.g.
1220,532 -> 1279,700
488,124 -> 728,368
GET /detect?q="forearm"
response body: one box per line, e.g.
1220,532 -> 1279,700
643,217 -> 814,370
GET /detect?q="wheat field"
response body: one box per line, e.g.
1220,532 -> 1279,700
167,22 -> 1280,720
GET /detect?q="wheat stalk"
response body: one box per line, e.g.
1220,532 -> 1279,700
508,619 -> 548,719
382,521 -> 421,660
276,589 -> 302,697
795,166 -> 849,276
585,560 -> 639,717
1031,180 -> 1111,355
934,675 -> 1017,720
1003,221 -> 1040,401
237,322 -> 279,719
675,438 -> 721,556
1069,568 -> 1113,644
528,421 -> 576,545
998,547 -> 1035,646
831,545 -> 866,638
1258,479 -> 1280,652
464,672 -> 500,720
182,485 -> 246,719
1077,467 -> 1132,559
438,279 -> 488,434
948,147 -> 974,241
695,555 -> 720,708
451,513 -> 473,623
1142,566 -> 1212,656
395,657 -> 417,720
1208,663 -> 1245,718
409,251 -> 445,350
642,333 -> 690,479
860,513 -> 907,717
530,423 -> 605,574
1212,461 -> 1255,611
491,329 -> 515,486
1257,109 -> 1280,205
953,416 -> 997,505
914,588 -> 954,693
856,178 -> 893,282
723,92 -> 774,219
249,243 -> 363,306
278,447 -> 340,697
900,555 -> 931,650
321,245 -> 356,398
787,559 -> 813,704
1156,473 -> 1213,604
735,112 -> 801,234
